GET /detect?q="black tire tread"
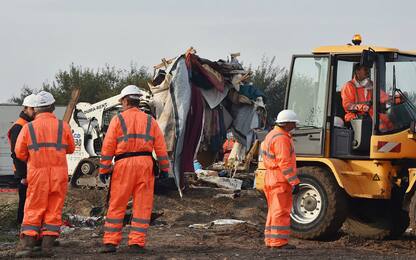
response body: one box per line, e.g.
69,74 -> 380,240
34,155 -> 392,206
345,195 -> 410,239
292,166 -> 348,240
344,217 -> 389,240
409,192 -> 416,230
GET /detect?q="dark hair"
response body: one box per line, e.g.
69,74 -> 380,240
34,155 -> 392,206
354,63 -> 369,72
125,96 -> 141,107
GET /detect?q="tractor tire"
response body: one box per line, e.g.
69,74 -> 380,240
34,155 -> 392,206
409,191 -> 416,231
70,168 -> 83,188
291,166 -> 348,240
70,160 -> 96,188
344,215 -> 390,240
344,198 -> 409,239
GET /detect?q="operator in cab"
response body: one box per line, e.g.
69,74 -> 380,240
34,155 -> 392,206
341,63 -> 393,131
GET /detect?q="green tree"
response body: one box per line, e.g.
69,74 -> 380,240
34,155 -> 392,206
9,85 -> 36,105
10,63 -> 151,105
251,56 -> 288,124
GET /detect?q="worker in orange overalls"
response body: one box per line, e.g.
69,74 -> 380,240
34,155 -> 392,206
261,109 -> 300,249
14,91 -> 75,258
341,63 -> 393,130
8,94 -> 37,225
99,85 -> 170,253
222,132 -> 235,163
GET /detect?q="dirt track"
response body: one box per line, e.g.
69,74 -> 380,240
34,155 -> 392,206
1,184 -> 416,259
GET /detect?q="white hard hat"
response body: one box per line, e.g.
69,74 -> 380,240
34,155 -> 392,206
35,91 -> 55,107
22,94 -> 37,107
120,85 -> 143,100
275,110 -> 299,124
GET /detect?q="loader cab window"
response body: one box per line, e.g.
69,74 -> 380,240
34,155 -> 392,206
382,54 -> 416,133
102,106 -> 122,133
287,56 -> 329,156
334,59 -> 375,119
332,56 -> 375,157
287,56 -> 329,128
73,109 -> 88,127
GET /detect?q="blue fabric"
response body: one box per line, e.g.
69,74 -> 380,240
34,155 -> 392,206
193,161 -> 203,171
239,84 -> 264,100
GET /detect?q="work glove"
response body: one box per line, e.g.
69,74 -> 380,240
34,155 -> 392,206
20,178 -> 28,186
159,171 -> 169,179
99,173 -> 111,184
292,184 -> 300,195
355,104 -> 370,113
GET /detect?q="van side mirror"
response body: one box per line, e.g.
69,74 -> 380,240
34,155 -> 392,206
360,49 -> 376,68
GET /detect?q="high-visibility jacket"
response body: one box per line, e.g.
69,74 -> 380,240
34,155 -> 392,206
261,127 -> 299,187
7,111 -> 31,178
261,126 -> 299,248
222,139 -> 235,162
99,107 -> 170,247
341,79 -> 389,122
99,107 -> 169,174
15,112 -> 75,237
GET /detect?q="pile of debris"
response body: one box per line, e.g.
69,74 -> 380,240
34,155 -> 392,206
149,48 -> 267,194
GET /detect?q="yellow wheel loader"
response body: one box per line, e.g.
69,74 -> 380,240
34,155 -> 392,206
256,35 -> 416,239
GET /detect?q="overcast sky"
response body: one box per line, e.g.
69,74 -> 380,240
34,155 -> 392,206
0,0 -> 415,102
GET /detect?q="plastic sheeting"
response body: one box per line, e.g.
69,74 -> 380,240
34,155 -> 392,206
231,105 -> 257,146
151,73 -> 175,152
199,85 -> 230,109
169,57 -> 192,191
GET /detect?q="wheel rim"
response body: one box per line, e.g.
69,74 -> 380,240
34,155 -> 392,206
291,183 -> 322,224
80,163 -> 91,175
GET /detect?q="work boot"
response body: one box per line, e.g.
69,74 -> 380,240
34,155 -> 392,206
99,244 -> 117,253
40,235 -> 56,257
127,244 -> 145,253
53,240 -> 61,247
269,244 -> 296,250
32,237 -> 59,251
15,235 -> 36,258
32,238 -> 42,252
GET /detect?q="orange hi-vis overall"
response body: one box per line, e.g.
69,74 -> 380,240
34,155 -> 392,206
99,107 -> 169,247
222,139 -> 235,162
261,127 -> 300,247
15,112 -> 75,237
341,79 -> 392,129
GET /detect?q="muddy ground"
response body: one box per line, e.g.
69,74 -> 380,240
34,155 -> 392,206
1,180 -> 416,259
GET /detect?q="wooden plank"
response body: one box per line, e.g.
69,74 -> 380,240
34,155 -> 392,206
63,88 -> 81,123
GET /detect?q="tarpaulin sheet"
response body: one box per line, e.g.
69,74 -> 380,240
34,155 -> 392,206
169,57 -> 192,191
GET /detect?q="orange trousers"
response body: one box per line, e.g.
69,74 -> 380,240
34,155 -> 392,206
21,167 -> 68,237
264,181 -> 292,247
103,157 -> 154,246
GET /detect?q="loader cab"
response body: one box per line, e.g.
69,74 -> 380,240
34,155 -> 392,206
286,42 -> 416,159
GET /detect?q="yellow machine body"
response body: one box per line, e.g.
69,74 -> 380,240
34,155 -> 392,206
256,157 -> 398,199
255,37 -> 416,199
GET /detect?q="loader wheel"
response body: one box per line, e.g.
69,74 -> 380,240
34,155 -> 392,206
345,198 -> 409,239
409,191 -> 416,231
80,161 -> 94,175
70,168 -> 83,188
70,161 -> 95,188
291,166 -> 348,240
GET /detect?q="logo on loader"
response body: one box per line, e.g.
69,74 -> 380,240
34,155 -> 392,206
372,174 -> 381,181
377,142 -> 401,153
